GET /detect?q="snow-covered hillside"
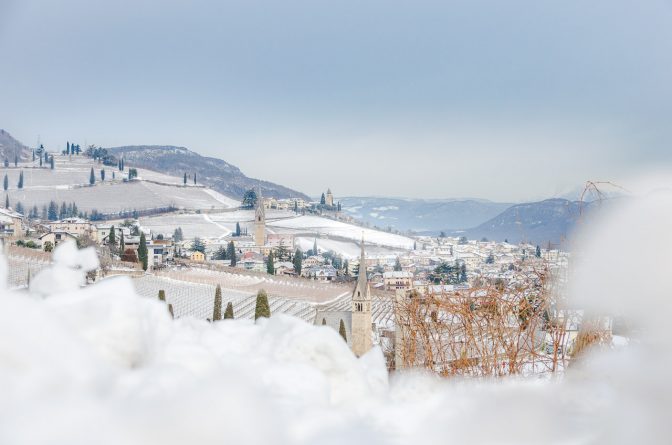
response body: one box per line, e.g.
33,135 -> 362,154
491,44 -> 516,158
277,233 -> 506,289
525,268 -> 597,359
3,154 -> 238,213
268,215 -> 415,249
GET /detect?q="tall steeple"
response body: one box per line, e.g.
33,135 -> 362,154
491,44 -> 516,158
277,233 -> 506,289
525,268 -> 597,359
351,234 -> 372,356
254,185 -> 266,246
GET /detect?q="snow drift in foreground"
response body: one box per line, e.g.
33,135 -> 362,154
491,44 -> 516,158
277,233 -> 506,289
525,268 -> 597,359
2,178 -> 672,444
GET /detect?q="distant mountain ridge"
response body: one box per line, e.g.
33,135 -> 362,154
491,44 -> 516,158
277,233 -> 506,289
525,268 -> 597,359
107,145 -> 310,201
460,198 -> 586,246
340,197 -> 513,233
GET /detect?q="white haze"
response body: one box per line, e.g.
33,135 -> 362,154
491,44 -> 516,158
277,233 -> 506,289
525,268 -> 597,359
1,175 -> 672,444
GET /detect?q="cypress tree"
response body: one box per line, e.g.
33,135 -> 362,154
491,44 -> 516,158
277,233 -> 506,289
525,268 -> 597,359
67,142 -> 70,154
213,285 -> 222,321
254,289 -> 270,320
101,169 -> 105,181
168,304 -> 174,319
235,222 -> 241,237
313,238 -> 318,256
5,194 -> 9,209
266,251 -> 274,275
394,257 -> 402,271
3,174 -> 7,191
183,172 -> 187,185
120,232 -> 125,251
193,173 -> 196,185
89,167 -> 95,185
320,193 -> 326,205
224,302 -> 234,319
293,248 -> 302,275
109,225 -> 116,245
39,155 -> 42,167
32,149 -> 35,161
50,156 -> 54,169
138,232 -> 148,271
227,241 -> 236,266
535,245 -> 542,258
17,171 -> 23,189
158,290 -> 166,302
339,319 -> 347,342
14,154 -> 17,167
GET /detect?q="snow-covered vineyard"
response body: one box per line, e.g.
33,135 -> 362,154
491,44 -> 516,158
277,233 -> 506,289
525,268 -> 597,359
129,272 -> 396,327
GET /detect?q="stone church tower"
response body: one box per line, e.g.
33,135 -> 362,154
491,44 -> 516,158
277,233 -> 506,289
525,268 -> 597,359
325,188 -> 334,207
351,238 -> 372,356
254,187 -> 266,247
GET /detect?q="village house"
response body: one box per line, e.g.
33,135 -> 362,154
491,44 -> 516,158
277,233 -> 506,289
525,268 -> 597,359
39,230 -> 77,247
49,218 -> 95,238
383,271 -> 414,291
189,251 -> 205,262
0,208 -> 23,239
267,233 -> 295,250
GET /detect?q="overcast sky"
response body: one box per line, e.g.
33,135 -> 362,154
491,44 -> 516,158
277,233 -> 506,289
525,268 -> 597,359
1,0 -> 671,202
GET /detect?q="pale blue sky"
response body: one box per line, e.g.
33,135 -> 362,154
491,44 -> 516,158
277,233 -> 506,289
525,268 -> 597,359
1,0 -> 671,201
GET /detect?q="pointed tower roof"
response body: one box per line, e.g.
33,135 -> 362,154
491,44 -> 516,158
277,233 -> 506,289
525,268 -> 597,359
353,234 -> 370,300
255,184 -> 265,219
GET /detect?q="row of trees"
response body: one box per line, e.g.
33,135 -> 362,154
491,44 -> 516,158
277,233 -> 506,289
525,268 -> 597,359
3,171 -> 24,191
157,287 -> 271,322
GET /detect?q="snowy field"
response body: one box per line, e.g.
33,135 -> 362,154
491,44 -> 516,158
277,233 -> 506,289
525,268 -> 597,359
268,215 -> 415,250
4,155 -> 238,213
1,178 -> 672,444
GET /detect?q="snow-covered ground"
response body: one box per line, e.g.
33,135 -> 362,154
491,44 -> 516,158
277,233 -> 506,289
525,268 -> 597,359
2,177 -> 672,444
269,215 -> 415,250
4,155 -> 237,213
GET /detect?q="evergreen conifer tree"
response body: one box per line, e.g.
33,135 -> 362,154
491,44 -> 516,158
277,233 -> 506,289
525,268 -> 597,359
535,245 -> 542,258
138,232 -> 148,270
313,238 -> 318,255
394,257 -> 402,271
293,248 -> 302,275
193,173 -> 196,185
120,232 -> 125,251
320,193 -> 326,205
50,156 -> 54,169
168,304 -> 174,319
15,202 -> 23,215
266,251 -> 275,274
235,222 -> 241,237
109,226 -> 116,245
4,194 -> 9,208
254,289 -> 271,320
224,302 -> 234,319
183,172 -> 187,185
47,200 -> 58,220
339,319 -> 347,342
213,285 -> 222,321
14,155 -> 17,167
101,169 -> 105,181
89,167 -> 95,185
32,150 -> 35,161
3,174 -> 7,191
227,241 -> 236,266
158,290 -> 166,302
17,171 -> 23,189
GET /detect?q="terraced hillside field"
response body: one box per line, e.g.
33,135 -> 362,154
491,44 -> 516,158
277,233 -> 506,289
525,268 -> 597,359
3,154 -> 237,214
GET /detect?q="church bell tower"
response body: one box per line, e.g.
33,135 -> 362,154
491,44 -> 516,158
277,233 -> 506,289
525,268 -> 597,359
351,236 -> 373,356
254,187 -> 266,247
